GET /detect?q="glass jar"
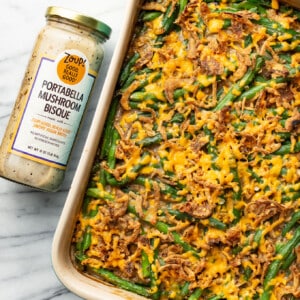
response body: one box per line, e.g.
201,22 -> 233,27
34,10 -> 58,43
0,7 -> 111,192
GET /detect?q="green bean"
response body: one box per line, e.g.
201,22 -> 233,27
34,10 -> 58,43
211,7 -> 241,13
279,53 -> 292,64
138,111 -> 153,118
243,266 -> 252,281
107,128 -> 120,169
86,188 -> 114,201
119,52 -> 140,87
274,42 -> 300,53
209,217 -> 227,230
253,228 -> 263,247
100,97 -> 119,159
281,250 -> 297,271
247,168 -> 263,184
128,204 -> 199,258
222,18 -> 232,29
231,108 -> 256,117
98,168 -> 107,186
154,35 -> 165,48
129,100 -> 159,111
282,191 -> 300,203
180,282 -> 190,297
203,125 -> 218,160
137,133 -> 163,147
142,11 -> 162,22
150,241 -> 161,300
277,132 -> 291,141
244,34 -> 253,48
167,208 -> 194,221
82,197 -> 91,217
165,208 -> 229,232
212,0 -> 266,14
160,3 -> 180,35
189,111 -> 196,125
232,208 -> 242,225
213,56 -> 265,111
120,68 -> 152,91
155,221 -> 173,235
141,250 -> 151,278
236,77 -> 287,102
179,0 -> 188,13
158,180 -> 184,200
273,141 -> 300,155
262,226 -> 300,299
130,91 -> 159,102
156,221 -> 200,258
105,174 -> 129,187
76,226 -> 92,256
254,17 -> 300,42
94,268 -> 151,298
74,252 -> 88,262
134,176 -> 183,201
170,113 -> 184,123
232,245 -> 242,255
287,183 -> 300,193
122,68 -> 162,93
173,88 -> 188,100
82,227 -> 92,251
285,64 -> 300,77
261,261 -> 281,300
280,166 -> 288,176
120,73 -> 137,91
188,288 -> 203,300
238,0 -> 269,11
282,210 -> 300,237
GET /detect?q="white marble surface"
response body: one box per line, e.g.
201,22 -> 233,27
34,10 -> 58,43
0,1 -> 129,299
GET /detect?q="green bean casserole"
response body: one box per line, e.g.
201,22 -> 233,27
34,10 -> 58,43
72,0 -> 300,299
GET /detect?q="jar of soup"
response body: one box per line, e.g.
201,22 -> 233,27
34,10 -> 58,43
0,7 -> 111,192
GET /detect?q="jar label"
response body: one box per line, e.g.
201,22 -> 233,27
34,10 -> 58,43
10,49 -> 96,169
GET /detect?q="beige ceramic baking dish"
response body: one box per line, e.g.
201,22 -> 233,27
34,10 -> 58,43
52,0 -> 300,299
52,0 -> 147,299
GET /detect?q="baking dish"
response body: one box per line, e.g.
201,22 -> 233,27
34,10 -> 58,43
52,0 -> 300,299
52,0 -> 147,299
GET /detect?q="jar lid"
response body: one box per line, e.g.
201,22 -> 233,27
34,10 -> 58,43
46,6 -> 112,40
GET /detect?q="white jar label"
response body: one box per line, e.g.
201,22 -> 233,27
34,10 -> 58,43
11,49 -> 96,169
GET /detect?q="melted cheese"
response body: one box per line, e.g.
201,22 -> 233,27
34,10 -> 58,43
208,18 -> 224,33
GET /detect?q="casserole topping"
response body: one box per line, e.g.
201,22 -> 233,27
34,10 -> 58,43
73,0 -> 300,299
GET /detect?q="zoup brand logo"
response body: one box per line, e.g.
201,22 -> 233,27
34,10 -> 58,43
57,51 -> 88,85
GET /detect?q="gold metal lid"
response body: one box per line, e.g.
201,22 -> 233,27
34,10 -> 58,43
46,6 -> 111,40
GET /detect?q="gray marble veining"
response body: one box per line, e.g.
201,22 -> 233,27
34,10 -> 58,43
0,1 -> 128,299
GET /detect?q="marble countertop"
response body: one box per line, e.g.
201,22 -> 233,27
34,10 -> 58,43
0,1 -> 129,299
